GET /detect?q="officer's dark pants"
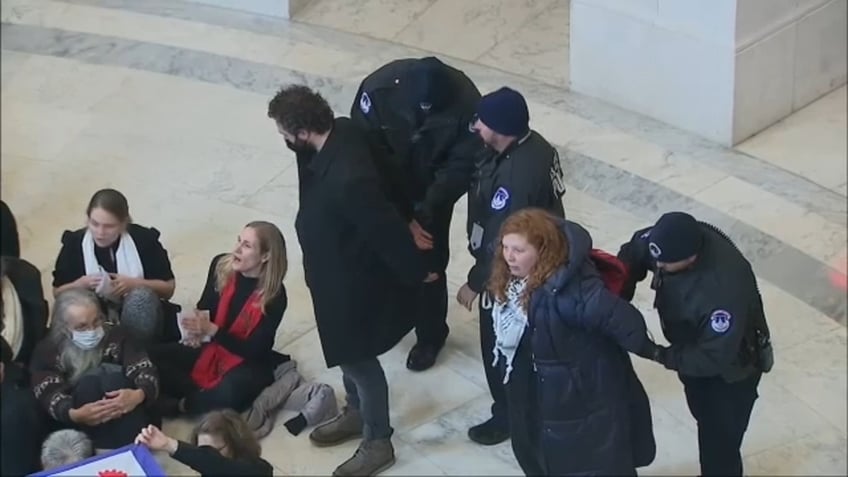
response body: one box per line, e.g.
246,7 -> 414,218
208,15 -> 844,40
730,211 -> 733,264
679,372 -> 762,476
479,293 -> 509,430
413,205 -> 453,347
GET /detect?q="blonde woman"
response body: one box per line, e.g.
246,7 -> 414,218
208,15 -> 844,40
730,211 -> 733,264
488,209 -> 656,476
149,221 -> 288,417
136,409 -> 272,476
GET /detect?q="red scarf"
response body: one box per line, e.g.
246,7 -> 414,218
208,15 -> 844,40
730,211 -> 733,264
190,276 -> 264,390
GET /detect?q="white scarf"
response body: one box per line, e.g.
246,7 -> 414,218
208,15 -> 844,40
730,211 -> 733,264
1,276 -> 24,358
82,229 -> 144,278
492,277 -> 529,384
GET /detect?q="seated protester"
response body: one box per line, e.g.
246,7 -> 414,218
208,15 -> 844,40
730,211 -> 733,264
2,256 -> 49,367
29,288 -> 159,450
2,335 -> 46,476
487,208 -> 656,476
41,429 -> 95,470
1,199 -> 20,258
136,409 -> 273,476
150,221 -> 288,417
52,188 -> 178,343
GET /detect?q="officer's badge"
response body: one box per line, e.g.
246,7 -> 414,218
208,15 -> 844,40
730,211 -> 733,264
648,242 -> 662,259
709,309 -> 732,333
491,187 -> 510,210
359,92 -> 372,114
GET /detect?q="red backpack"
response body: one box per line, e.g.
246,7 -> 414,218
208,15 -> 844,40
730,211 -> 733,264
589,249 -> 629,296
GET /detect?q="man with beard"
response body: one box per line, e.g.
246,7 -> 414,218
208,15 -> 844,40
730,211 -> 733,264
459,86 -> 567,446
29,288 -> 159,450
351,57 -> 483,371
267,84 -> 436,476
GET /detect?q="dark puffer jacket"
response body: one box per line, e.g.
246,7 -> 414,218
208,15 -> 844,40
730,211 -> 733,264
526,221 -> 656,475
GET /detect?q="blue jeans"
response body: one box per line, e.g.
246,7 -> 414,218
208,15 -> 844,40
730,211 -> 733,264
341,357 -> 392,440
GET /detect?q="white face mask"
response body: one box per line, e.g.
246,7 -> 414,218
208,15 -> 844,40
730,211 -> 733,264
72,326 -> 105,350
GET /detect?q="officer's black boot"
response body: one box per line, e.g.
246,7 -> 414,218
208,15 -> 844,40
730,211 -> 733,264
407,272 -> 449,371
406,341 -> 445,371
468,416 -> 510,445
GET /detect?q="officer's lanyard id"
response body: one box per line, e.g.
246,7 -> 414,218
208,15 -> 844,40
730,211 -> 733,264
470,223 -> 484,251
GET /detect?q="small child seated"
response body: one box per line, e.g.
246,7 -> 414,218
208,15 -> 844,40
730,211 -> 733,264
135,409 -> 273,476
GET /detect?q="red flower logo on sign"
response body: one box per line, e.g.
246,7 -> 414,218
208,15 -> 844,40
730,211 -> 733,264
98,470 -> 129,477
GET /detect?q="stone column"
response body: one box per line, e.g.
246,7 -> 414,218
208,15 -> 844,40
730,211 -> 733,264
569,0 -> 847,146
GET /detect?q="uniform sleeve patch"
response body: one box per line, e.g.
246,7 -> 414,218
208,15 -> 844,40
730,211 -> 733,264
491,187 -> 510,210
710,309 -> 732,333
359,92 -> 372,114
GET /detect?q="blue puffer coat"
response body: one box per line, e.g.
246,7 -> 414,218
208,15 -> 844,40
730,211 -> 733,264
527,221 -> 656,475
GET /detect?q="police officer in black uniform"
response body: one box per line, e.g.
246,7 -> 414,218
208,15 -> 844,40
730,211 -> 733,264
350,57 -> 483,372
618,211 -> 774,476
458,86 -> 566,445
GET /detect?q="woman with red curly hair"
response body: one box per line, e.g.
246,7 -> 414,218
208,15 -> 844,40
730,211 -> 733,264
489,208 -> 657,476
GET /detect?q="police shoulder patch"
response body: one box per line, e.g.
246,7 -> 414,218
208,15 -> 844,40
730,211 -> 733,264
359,92 -> 372,114
491,187 -> 510,210
709,309 -> 732,333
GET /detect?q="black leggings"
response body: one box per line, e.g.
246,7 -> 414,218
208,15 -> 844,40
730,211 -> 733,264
150,343 -> 272,416
73,371 -> 151,449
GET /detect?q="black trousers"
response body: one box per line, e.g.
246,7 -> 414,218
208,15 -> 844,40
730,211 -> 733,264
412,205 -> 453,346
1,377 -> 44,476
73,371 -> 151,449
151,343 -> 273,416
478,292 -> 509,429
680,372 -> 762,476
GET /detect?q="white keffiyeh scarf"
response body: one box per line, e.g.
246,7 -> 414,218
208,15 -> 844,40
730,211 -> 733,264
492,277 -> 529,384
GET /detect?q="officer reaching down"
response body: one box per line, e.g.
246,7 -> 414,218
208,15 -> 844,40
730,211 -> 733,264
618,211 -> 774,477
458,86 -> 566,446
351,56 -> 483,372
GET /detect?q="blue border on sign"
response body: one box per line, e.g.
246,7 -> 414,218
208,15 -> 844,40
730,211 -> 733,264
29,444 -> 166,477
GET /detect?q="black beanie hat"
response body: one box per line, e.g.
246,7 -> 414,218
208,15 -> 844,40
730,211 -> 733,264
648,212 -> 703,263
476,87 -> 530,137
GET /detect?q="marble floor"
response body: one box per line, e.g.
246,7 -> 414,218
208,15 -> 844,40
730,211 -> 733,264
737,85 -> 848,197
1,0 -> 846,475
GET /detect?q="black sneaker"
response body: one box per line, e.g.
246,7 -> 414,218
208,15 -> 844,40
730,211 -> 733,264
406,342 -> 444,371
468,417 -> 510,445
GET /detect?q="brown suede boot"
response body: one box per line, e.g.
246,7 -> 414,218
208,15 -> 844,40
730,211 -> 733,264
309,406 -> 363,447
332,439 -> 395,476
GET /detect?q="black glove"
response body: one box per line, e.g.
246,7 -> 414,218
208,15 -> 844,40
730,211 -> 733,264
638,340 -> 668,366
284,413 -> 308,436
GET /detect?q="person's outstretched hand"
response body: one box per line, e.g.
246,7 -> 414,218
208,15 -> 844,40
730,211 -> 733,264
135,424 -> 179,455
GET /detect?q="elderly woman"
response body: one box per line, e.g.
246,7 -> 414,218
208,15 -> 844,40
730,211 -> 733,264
2,256 -> 49,367
150,221 -> 288,417
487,208 -> 656,476
52,189 -> 178,343
29,288 -> 159,450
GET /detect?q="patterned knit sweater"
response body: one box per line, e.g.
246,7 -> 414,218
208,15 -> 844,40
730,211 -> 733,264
29,324 -> 158,423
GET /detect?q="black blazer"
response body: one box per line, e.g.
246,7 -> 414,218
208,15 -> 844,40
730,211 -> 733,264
1,200 -> 20,259
2,257 -> 48,366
